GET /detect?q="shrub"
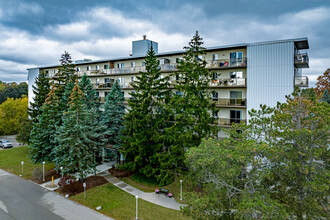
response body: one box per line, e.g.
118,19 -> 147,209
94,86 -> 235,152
32,168 -> 42,180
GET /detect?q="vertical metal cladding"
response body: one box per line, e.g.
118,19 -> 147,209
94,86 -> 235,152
246,41 -> 294,122
27,68 -> 40,107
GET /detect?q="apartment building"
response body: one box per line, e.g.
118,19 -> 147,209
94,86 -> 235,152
27,36 -> 309,135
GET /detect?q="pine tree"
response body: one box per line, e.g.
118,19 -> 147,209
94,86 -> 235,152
121,47 -> 173,184
29,86 -> 61,163
79,74 -> 100,111
29,70 -> 50,122
53,51 -> 77,113
55,80 -> 105,179
321,89 -> 330,103
173,31 -> 216,147
102,80 -> 125,164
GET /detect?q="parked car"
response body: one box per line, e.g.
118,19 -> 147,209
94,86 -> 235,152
0,139 -> 13,149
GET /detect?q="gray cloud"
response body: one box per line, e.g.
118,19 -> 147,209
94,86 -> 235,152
0,0 -> 329,86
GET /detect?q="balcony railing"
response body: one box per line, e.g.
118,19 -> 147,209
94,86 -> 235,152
294,53 -> 309,68
207,58 -> 247,69
93,83 -> 114,89
210,78 -> 246,87
212,98 -> 247,107
294,76 -> 309,87
217,118 -> 246,126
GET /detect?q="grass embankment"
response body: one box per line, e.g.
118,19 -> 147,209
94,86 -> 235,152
71,183 -> 190,220
0,146 -> 55,179
119,173 -> 188,203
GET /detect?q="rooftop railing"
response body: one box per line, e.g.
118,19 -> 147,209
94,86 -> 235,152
294,76 -> 309,87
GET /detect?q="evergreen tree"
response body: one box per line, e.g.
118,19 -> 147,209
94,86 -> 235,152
55,80 -> 105,179
321,89 -> 330,103
29,70 -> 50,122
169,31 -> 216,165
29,86 -> 60,163
79,74 -> 100,111
102,80 -> 125,164
121,47 -> 173,184
53,51 -> 77,113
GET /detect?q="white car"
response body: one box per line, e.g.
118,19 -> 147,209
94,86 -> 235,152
0,139 -> 13,149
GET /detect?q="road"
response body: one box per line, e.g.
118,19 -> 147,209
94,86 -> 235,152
0,169 -> 112,220
0,135 -> 21,151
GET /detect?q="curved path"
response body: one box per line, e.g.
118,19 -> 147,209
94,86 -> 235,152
98,171 -> 186,211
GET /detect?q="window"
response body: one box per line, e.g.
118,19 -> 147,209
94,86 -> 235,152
131,76 -> 136,82
76,67 -> 80,71
96,65 -> 99,70
213,54 -> 219,61
104,65 -> 109,69
142,62 -> 146,66
96,78 -> 100,85
53,69 -> 56,74
213,110 -> 219,118
212,72 -> 218,80
230,91 -> 243,106
105,92 -> 109,98
230,52 -> 243,66
131,62 -> 135,67
230,71 -> 243,79
87,66 -> 91,71
45,70 -> 49,74
230,110 -> 242,124
117,63 -> 125,68
212,91 -> 218,100
96,92 -> 99,97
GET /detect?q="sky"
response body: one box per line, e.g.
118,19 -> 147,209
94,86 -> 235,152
0,0 -> 329,87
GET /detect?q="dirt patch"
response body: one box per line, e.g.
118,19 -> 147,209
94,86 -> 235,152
30,169 -> 61,184
108,168 -> 133,178
58,176 -> 108,196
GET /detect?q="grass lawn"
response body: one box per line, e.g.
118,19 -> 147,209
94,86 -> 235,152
0,146 -> 55,179
71,183 -> 191,220
119,173 -> 189,204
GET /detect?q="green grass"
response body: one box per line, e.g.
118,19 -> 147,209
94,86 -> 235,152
119,173 -> 189,204
71,183 -> 191,220
0,146 -> 55,179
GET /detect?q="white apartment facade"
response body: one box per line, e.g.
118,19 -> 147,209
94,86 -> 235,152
27,37 -> 309,134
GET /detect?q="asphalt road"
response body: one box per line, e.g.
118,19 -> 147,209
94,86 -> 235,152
0,169 -> 112,220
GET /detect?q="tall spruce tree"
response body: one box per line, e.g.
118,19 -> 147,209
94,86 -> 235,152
121,47 -> 173,184
79,74 -> 100,111
169,31 -> 216,166
29,86 -> 60,163
29,70 -> 50,122
53,51 -> 77,113
321,89 -> 330,103
55,80 -> 105,179
102,80 -> 125,164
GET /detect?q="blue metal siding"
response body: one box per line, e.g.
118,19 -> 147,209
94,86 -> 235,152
247,41 -> 294,122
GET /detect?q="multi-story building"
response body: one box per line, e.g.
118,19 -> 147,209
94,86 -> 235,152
27,36 -> 309,136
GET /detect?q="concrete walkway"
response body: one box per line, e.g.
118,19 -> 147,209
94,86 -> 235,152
98,171 -> 186,211
40,162 -> 115,190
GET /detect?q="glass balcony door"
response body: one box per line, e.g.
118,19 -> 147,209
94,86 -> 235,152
230,110 -> 241,124
230,52 -> 243,66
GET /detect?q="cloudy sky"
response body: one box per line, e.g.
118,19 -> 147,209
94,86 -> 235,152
0,0 -> 329,86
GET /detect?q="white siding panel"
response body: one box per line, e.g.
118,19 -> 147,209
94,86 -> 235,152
247,42 -> 294,122
27,68 -> 40,107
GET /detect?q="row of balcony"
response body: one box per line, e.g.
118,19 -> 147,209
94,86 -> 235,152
216,118 -> 246,126
93,78 -> 247,90
72,58 -> 247,77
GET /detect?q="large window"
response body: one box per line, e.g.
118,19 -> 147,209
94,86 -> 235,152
230,110 -> 241,124
230,91 -> 243,105
230,71 -> 243,79
230,52 -> 243,66
212,91 -> 218,100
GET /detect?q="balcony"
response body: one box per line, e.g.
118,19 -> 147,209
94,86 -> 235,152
294,53 -> 309,68
93,83 -> 114,89
217,118 -> 246,126
294,76 -> 309,87
210,78 -> 246,87
212,98 -> 247,107
119,82 -> 134,89
207,58 -> 247,69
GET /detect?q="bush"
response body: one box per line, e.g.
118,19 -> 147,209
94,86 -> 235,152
32,168 -> 42,180
58,176 -> 75,188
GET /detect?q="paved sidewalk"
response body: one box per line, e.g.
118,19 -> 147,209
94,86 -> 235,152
98,171 -> 186,211
40,162 -> 115,190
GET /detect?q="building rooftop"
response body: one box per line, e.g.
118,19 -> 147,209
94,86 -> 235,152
27,37 -> 308,70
